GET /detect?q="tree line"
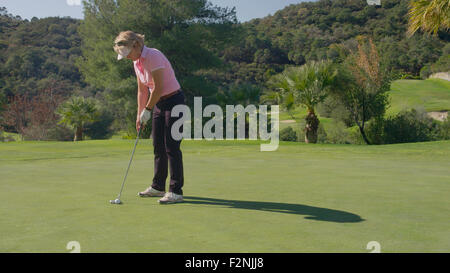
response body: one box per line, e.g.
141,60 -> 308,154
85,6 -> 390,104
0,0 -> 448,143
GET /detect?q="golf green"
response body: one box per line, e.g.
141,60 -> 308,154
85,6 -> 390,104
0,139 -> 449,252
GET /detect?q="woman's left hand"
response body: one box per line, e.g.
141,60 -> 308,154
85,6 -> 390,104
139,108 -> 151,125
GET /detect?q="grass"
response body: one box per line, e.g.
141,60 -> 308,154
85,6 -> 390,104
387,79 -> 450,116
1,79 -> 448,252
1,139 -> 449,252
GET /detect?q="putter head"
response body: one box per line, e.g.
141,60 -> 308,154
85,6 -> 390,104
110,198 -> 122,205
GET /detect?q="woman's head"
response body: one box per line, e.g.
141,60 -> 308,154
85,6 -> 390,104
113,31 -> 145,61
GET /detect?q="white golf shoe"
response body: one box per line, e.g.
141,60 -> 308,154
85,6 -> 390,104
159,192 -> 184,204
138,187 -> 166,197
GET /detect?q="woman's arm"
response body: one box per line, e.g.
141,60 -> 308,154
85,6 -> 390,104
145,68 -> 164,110
137,76 -> 149,121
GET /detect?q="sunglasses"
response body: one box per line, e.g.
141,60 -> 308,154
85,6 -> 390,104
115,41 -> 129,47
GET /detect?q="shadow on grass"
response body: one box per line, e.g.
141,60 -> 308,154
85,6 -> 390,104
184,196 -> 364,223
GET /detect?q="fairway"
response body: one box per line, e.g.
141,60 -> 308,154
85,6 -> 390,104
1,140 -> 449,253
387,79 -> 450,116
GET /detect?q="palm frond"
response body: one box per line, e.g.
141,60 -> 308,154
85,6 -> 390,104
267,60 -> 337,113
407,0 -> 450,36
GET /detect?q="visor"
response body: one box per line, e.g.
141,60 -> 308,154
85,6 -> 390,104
117,46 -> 132,60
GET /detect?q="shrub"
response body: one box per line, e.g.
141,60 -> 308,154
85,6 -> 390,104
366,116 -> 385,145
348,126 -> 365,144
325,120 -> 351,144
280,126 -> 297,142
317,123 -> 327,143
46,124 -> 76,141
384,109 -> 439,144
0,131 -> 15,142
317,96 -> 354,127
420,65 -> 433,79
437,118 -> 450,140
84,108 -> 114,140
366,108 -> 441,144
400,73 -> 421,80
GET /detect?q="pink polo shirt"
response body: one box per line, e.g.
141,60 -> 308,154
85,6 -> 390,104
133,46 -> 181,96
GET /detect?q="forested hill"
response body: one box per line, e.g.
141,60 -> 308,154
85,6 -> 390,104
0,7 -> 83,100
220,0 -> 448,85
1,0 -> 449,102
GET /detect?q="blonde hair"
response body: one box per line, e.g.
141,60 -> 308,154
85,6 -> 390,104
113,31 -> 145,53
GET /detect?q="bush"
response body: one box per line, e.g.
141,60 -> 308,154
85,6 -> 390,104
84,108 -> 114,140
317,123 -> 327,143
384,108 -> 439,144
366,116 -> 385,145
400,73 -> 421,80
366,108 -> 441,144
420,65 -> 433,79
280,126 -> 298,142
46,124 -> 74,141
121,122 -> 152,139
437,118 -> 450,140
0,131 -> 15,142
317,96 -> 354,127
348,126 -> 365,145
325,120 -> 351,144
429,54 -> 450,75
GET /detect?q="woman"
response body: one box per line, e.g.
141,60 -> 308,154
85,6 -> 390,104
113,31 -> 185,204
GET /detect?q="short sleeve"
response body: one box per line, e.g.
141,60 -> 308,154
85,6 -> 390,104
133,61 -> 145,83
146,50 -> 166,72
133,62 -> 139,76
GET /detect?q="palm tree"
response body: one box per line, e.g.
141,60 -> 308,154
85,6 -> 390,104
57,96 -> 99,141
266,60 -> 337,143
407,0 -> 450,36
217,83 -> 261,139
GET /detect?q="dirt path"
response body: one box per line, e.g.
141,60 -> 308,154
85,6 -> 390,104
427,111 -> 448,121
280,120 -> 296,124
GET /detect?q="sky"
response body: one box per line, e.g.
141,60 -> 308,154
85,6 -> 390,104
1,0 -> 310,23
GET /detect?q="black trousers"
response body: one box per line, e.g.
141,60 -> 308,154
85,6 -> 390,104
151,90 -> 185,195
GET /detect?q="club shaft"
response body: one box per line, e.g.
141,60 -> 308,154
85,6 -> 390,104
117,127 -> 142,199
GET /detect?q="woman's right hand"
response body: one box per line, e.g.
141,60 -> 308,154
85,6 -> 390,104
136,119 -> 142,132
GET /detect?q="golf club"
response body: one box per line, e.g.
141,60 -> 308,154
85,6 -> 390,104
110,124 -> 142,205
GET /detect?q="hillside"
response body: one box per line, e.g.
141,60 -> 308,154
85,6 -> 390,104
0,8 -> 84,99
218,0 -> 449,86
388,79 -> 450,116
